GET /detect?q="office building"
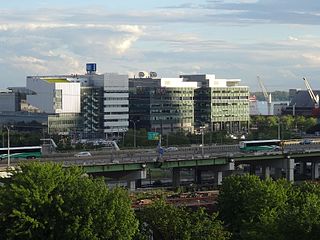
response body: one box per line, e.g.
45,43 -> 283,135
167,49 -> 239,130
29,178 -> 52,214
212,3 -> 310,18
26,64 -> 129,138
129,75 -> 197,134
181,74 -> 250,133
130,73 -> 250,134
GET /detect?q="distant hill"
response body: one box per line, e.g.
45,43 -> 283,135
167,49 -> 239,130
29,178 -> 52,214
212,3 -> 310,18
250,91 -> 289,101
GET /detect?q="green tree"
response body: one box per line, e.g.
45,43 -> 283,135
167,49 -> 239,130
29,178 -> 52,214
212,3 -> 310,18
136,199 -> 230,240
217,174 -> 289,240
279,182 -> 320,240
0,162 -> 138,240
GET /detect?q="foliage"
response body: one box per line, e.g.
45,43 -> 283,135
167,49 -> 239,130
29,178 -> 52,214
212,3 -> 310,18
218,175 -> 320,240
278,182 -> 320,240
136,199 -> 231,240
249,115 -> 317,139
217,174 -> 290,240
0,162 -> 138,240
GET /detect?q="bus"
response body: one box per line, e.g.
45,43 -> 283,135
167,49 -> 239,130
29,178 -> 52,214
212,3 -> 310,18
0,146 -> 42,160
239,140 -> 282,152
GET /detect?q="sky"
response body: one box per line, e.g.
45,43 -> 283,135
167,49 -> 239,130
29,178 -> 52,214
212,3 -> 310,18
0,0 -> 320,91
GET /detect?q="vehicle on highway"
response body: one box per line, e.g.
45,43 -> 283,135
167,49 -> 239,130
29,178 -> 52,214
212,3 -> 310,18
239,139 -> 282,152
0,146 -> 42,160
165,147 -> 179,152
74,151 -> 92,157
299,139 -> 313,145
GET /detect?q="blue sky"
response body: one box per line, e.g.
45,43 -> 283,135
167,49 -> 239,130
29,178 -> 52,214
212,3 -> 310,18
1,0 -> 320,91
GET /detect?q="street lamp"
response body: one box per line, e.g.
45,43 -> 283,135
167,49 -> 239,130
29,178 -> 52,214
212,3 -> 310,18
278,117 -> 281,140
130,120 -> 140,148
200,126 -> 206,157
4,125 -> 12,167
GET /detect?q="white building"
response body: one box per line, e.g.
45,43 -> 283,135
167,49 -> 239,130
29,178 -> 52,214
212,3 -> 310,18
102,73 -> 129,136
26,64 -> 129,139
26,77 -> 81,114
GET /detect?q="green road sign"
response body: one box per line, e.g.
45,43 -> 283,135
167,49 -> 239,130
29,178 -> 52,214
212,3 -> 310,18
148,132 -> 160,140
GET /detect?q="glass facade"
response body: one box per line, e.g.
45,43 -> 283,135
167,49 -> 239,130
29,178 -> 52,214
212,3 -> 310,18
129,80 -> 195,134
195,87 -> 250,132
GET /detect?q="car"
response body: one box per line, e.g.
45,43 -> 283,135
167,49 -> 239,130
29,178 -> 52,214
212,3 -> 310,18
74,151 -> 92,157
299,139 -> 313,145
165,147 -> 179,152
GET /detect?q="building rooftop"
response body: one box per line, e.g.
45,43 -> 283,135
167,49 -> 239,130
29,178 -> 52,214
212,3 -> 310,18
42,78 -> 69,83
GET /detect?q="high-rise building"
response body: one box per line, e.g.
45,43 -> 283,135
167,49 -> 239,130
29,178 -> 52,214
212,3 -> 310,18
129,73 -> 249,134
129,75 -> 197,134
181,74 -> 250,133
26,64 -> 129,138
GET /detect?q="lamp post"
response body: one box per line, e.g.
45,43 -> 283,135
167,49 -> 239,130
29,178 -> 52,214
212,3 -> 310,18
278,117 -> 281,140
130,120 -> 139,148
4,125 -> 11,167
200,126 -> 206,157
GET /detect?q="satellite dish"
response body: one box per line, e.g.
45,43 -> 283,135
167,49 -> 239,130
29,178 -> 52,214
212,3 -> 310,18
150,72 -> 157,78
138,72 -> 145,78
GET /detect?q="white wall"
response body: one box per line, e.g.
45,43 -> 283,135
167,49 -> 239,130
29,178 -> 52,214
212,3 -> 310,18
56,82 -> 81,113
161,78 -> 198,88
103,73 -> 129,134
26,77 -> 80,114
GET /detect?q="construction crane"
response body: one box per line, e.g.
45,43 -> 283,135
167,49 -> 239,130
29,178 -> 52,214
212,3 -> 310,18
257,76 -> 272,115
303,77 -> 320,117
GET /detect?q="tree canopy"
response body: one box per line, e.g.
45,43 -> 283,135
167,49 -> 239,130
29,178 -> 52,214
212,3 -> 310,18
0,162 -> 138,240
136,199 -> 231,240
218,174 -> 320,240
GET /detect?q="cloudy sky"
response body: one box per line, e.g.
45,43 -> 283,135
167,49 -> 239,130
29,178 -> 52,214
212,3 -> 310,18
1,0 -> 320,91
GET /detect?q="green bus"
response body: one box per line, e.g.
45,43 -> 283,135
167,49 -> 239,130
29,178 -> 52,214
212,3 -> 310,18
239,140 -> 282,152
0,146 -> 42,160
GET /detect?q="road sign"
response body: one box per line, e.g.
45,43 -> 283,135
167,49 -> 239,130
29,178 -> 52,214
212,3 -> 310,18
147,132 -> 160,140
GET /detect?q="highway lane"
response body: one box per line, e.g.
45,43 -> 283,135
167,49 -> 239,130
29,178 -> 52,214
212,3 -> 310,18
1,142 -> 320,168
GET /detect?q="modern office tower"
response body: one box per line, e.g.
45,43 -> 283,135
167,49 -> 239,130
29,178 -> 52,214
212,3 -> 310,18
129,74 -> 198,134
26,64 -> 129,138
181,74 -> 250,133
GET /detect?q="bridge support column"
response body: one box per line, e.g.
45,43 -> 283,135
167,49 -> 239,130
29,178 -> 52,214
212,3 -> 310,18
194,168 -> 202,184
172,168 -> 181,187
125,169 -> 147,191
127,180 -> 136,191
262,166 -> 271,180
214,171 -> 223,186
286,157 -> 294,182
311,162 -> 319,180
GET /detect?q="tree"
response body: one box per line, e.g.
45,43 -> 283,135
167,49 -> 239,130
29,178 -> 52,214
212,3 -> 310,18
278,182 -> 320,240
217,174 -> 289,240
0,162 -> 138,240
136,200 -> 230,240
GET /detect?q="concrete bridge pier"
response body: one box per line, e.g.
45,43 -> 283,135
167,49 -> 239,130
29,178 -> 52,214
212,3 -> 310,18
126,169 -> 147,191
261,165 -> 271,180
272,157 -> 294,182
214,171 -> 223,185
213,162 -> 235,186
311,162 -> 319,180
172,168 -> 181,187
285,157 -> 294,182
